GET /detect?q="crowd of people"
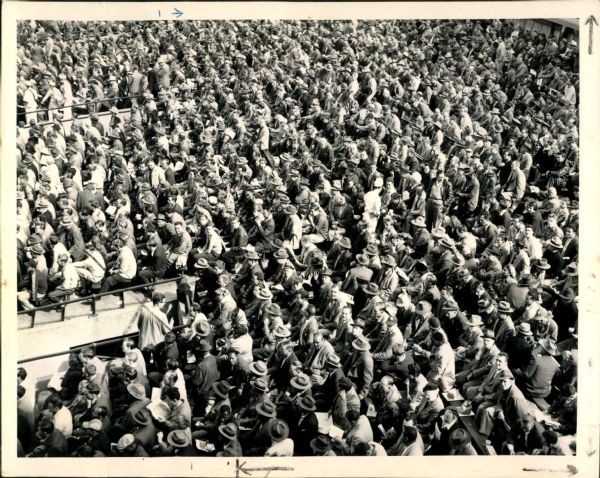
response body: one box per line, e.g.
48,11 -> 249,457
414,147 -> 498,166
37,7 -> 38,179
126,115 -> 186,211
17,19 -> 579,457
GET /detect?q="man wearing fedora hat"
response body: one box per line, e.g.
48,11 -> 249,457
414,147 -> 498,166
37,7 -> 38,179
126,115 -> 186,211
372,314 -> 405,363
217,422 -> 243,456
343,336 -> 374,400
456,329 -> 500,391
114,433 -> 149,457
326,235 -> 354,276
455,314 -> 485,362
17,242 -> 49,310
158,428 -> 196,456
549,287 -> 578,343
341,253 -> 374,295
448,427 -> 477,455
310,434 -> 337,456
477,369 -> 530,439
405,300 -> 434,346
410,216 -> 431,259
286,395 -> 319,456
542,235 -> 564,279
515,337 -> 560,400
237,389 -> 273,443
491,301 -> 517,350
264,419 -> 294,456
191,339 -> 220,414
128,408 -> 157,451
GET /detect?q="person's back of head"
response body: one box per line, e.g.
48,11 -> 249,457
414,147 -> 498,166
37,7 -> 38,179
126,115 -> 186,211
38,418 -> 55,435
47,394 -> 63,410
403,426 -> 417,445
353,441 -> 371,456
162,385 -> 180,402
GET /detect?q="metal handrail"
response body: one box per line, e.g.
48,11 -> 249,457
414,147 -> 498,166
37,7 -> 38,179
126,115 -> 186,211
19,94 -> 143,117
18,275 -> 184,328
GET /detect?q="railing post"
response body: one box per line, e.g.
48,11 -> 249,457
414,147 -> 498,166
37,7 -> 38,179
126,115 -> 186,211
30,311 -> 36,329
90,296 -> 97,318
120,290 -> 126,308
61,304 -> 66,322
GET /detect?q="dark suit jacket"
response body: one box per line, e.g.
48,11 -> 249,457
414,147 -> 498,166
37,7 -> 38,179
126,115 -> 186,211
329,248 -> 353,275
343,350 -> 374,397
504,335 -> 532,371
193,354 -> 221,398
413,228 -> 430,257
268,351 -> 299,391
231,226 -> 249,249
290,412 -> 319,456
144,244 -> 168,278
497,384 -> 530,429
542,248 -> 563,279
44,430 -> 68,456
342,266 -> 373,294
330,203 -> 354,228
562,236 -> 578,262
522,353 -> 560,398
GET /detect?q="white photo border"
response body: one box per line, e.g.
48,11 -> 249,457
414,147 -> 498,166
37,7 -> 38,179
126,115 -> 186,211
2,2 -> 599,477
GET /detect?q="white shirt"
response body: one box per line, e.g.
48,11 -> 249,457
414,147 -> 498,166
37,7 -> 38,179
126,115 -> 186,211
227,334 -> 253,363
53,406 -> 73,437
116,246 -> 137,280
265,438 -> 294,456
61,262 -> 80,290
363,189 -> 382,216
72,250 -> 106,283
526,236 -> 543,260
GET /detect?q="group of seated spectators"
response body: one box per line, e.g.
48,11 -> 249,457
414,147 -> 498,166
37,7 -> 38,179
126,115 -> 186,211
17,18 -> 579,457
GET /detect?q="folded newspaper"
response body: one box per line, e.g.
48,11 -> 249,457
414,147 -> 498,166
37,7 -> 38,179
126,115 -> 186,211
316,412 -> 333,434
195,439 -> 215,452
328,424 -> 344,440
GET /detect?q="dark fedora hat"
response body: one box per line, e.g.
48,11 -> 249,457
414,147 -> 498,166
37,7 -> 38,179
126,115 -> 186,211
497,301 -> 514,314
218,422 -> 238,441
249,360 -> 268,376
290,374 -> 311,391
133,408 -> 152,426
256,400 -> 277,418
535,258 -> 551,270
310,435 -> 332,454
268,419 -> 289,442
356,254 -> 370,266
352,336 -> 371,351
558,288 -> 576,302
251,376 -> 269,392
362,282 -> 380,296
449,428 -> 471,449
212,380 -> 233,399
297,395 -> 317,412
167,429 -> 191,448
339,237 -> 352,249
197,339 -> 212,352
